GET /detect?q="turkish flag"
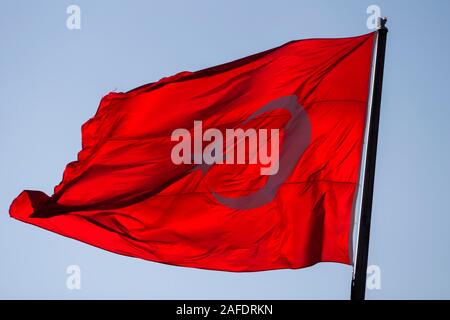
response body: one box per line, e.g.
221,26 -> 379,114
10,32 -> 375,271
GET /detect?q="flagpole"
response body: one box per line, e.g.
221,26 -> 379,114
351,18 -> 388,301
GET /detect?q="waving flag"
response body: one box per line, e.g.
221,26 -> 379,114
10,32 -> 375,271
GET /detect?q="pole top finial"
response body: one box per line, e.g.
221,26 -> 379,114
378,17 -> 388,30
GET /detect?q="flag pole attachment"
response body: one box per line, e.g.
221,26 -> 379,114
351,17 -> 388,301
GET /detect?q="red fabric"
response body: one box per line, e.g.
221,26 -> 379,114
10,32 -> 375,271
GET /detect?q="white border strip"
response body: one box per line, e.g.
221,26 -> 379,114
351,31 -> 379,279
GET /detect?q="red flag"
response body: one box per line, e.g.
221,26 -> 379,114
10,32 -> 375,271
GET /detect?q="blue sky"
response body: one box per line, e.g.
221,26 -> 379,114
1,0 -> 450,299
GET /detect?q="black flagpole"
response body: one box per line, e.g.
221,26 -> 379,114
351,18 -> 388,301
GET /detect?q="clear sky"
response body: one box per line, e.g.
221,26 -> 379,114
1,0 -> 450,299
